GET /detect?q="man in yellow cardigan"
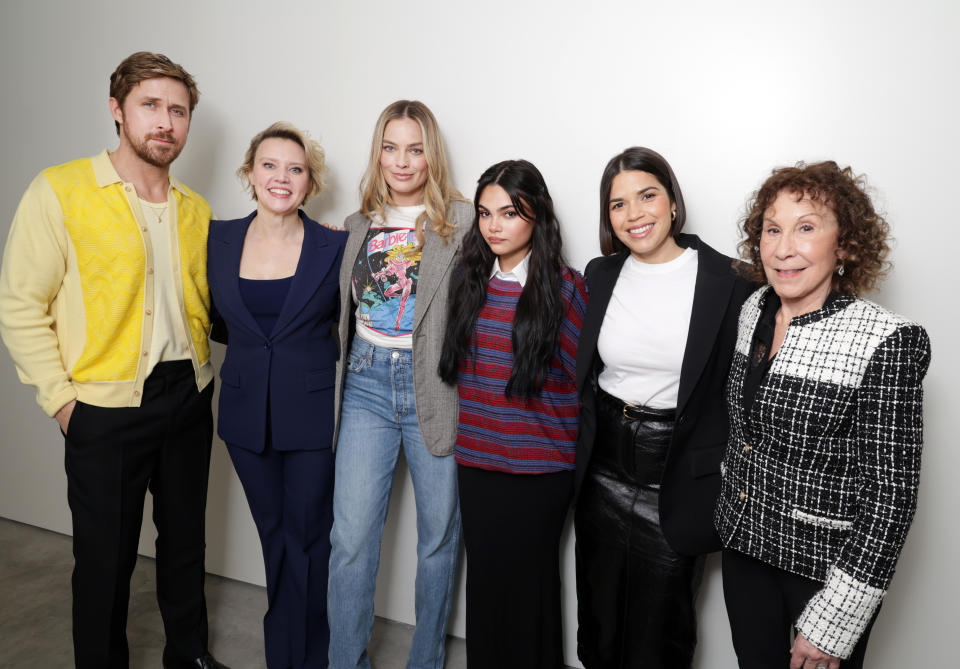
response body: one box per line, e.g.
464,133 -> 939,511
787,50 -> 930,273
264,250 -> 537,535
0,52 -> 228,669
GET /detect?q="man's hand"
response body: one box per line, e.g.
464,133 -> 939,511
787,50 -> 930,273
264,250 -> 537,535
790,632 -> 840,669
55,400 -> 76,434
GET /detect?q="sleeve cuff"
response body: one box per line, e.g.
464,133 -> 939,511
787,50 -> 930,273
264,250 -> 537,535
796,566 -> 885,659
41,385 -> 78,418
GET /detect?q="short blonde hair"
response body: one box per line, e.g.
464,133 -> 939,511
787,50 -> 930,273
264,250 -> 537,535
359,100 -> 466,245
237,122 -> 326,205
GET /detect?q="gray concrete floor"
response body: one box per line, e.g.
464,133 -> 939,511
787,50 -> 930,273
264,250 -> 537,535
0,516 -> 466,668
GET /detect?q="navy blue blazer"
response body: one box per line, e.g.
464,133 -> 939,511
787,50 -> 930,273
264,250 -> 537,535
208,210 -> 348,453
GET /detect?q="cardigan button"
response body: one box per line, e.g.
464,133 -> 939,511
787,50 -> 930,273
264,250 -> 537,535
743,443 -> 751,454
738,490 -> 746,502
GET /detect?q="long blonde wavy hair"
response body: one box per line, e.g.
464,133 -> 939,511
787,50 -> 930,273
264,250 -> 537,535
359,100 -> 466,246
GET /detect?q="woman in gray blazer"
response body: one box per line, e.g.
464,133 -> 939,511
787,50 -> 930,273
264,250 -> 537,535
327,100 -> 471,669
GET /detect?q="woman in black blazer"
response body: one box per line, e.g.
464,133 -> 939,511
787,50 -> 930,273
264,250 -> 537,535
574,147 -> 752,669
208,122 -> 347,669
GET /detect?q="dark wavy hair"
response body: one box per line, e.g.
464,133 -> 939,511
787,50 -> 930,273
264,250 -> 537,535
439,160 -> 567,398
599,147 -> 686,255
738,161 -> 891,295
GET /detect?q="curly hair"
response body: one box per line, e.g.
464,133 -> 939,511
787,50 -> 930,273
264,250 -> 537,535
738,161 -> 891,295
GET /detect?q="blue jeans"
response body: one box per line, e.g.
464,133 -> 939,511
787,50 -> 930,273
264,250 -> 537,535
328,339 -> 461,669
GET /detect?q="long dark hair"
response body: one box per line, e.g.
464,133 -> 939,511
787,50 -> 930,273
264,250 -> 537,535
439,159 -> 567,398
599,146 -> 686,255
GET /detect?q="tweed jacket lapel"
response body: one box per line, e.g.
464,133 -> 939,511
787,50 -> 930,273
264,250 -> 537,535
412,224 -> 459,333
339,212 -> 373,316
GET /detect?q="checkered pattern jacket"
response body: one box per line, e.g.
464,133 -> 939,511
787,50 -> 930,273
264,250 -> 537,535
715,286 -> 931,659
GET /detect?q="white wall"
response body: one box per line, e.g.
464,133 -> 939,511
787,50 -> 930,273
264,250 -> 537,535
0,1 -> 957,666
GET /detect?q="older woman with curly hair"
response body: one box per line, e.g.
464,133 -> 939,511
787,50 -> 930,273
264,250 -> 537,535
715,161 -> 931,669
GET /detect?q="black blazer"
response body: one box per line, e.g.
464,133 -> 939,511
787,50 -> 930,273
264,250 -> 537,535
208,210 -> 348,452
575,233 -> 753,555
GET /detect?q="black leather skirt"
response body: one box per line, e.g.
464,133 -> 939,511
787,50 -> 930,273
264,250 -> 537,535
575,389 -> 705,669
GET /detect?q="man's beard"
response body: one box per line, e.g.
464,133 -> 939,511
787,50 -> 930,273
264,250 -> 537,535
126,128 -> 182,168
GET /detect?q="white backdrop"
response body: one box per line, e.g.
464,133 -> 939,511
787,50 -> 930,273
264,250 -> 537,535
0,1 -> 957,667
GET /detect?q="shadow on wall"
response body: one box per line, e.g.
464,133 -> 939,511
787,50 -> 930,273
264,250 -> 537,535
303,160 -> 345,227
177,109 -> 225,201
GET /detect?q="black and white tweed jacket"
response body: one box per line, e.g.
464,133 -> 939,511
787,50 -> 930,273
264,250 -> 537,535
715,286 -> 931,659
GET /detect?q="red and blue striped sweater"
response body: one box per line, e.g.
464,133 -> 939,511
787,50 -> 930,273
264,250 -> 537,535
455,268 -> 587,474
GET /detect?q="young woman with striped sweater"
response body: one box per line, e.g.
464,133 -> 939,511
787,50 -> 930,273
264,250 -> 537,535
439,159 -> 587,668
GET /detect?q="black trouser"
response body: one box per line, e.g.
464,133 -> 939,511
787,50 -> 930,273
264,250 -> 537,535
63,361 -> 214,669
721,548 -> 879,669
458,464 -> 573,669
575,389 -> 704,669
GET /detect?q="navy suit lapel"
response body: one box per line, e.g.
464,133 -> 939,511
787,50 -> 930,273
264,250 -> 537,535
676,235 -> 735,415
576,253 -> 628,394
211,212 -> 264,338
271,213 -> 339,339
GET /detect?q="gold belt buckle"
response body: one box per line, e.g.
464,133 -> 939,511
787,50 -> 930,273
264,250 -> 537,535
623,403 -> 638,419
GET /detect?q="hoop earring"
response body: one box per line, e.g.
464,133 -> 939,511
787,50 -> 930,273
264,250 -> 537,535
837,263 -> 845,277
671,209 -> 677,221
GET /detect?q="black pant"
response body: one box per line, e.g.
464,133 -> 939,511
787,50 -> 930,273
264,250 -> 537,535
458,464 -> 573,669
63,361 -> 214,669
721,548 -> 879,669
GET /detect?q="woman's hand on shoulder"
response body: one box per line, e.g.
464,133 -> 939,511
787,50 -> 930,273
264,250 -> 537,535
789,633 -> 840,669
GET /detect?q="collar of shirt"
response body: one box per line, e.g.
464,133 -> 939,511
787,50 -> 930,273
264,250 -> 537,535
92,149 -> 188,194
489,252 -> 531,287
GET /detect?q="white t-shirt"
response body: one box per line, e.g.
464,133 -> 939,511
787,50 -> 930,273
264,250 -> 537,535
597,248 -> 698,409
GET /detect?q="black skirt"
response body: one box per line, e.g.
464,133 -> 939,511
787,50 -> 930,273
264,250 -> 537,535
575,389 -> 705,669
458,464 -> 574,669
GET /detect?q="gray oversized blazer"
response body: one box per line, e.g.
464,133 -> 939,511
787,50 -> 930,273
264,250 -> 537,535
332,200 -> 472,456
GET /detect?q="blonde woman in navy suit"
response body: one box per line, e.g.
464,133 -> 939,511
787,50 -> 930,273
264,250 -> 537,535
208,122 -> 347,669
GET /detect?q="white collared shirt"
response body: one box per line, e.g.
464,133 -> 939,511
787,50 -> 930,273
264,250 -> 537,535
489,252 -> 531,287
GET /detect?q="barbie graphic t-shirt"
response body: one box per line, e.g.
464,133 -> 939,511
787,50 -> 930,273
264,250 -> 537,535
351,204 -> 423,349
